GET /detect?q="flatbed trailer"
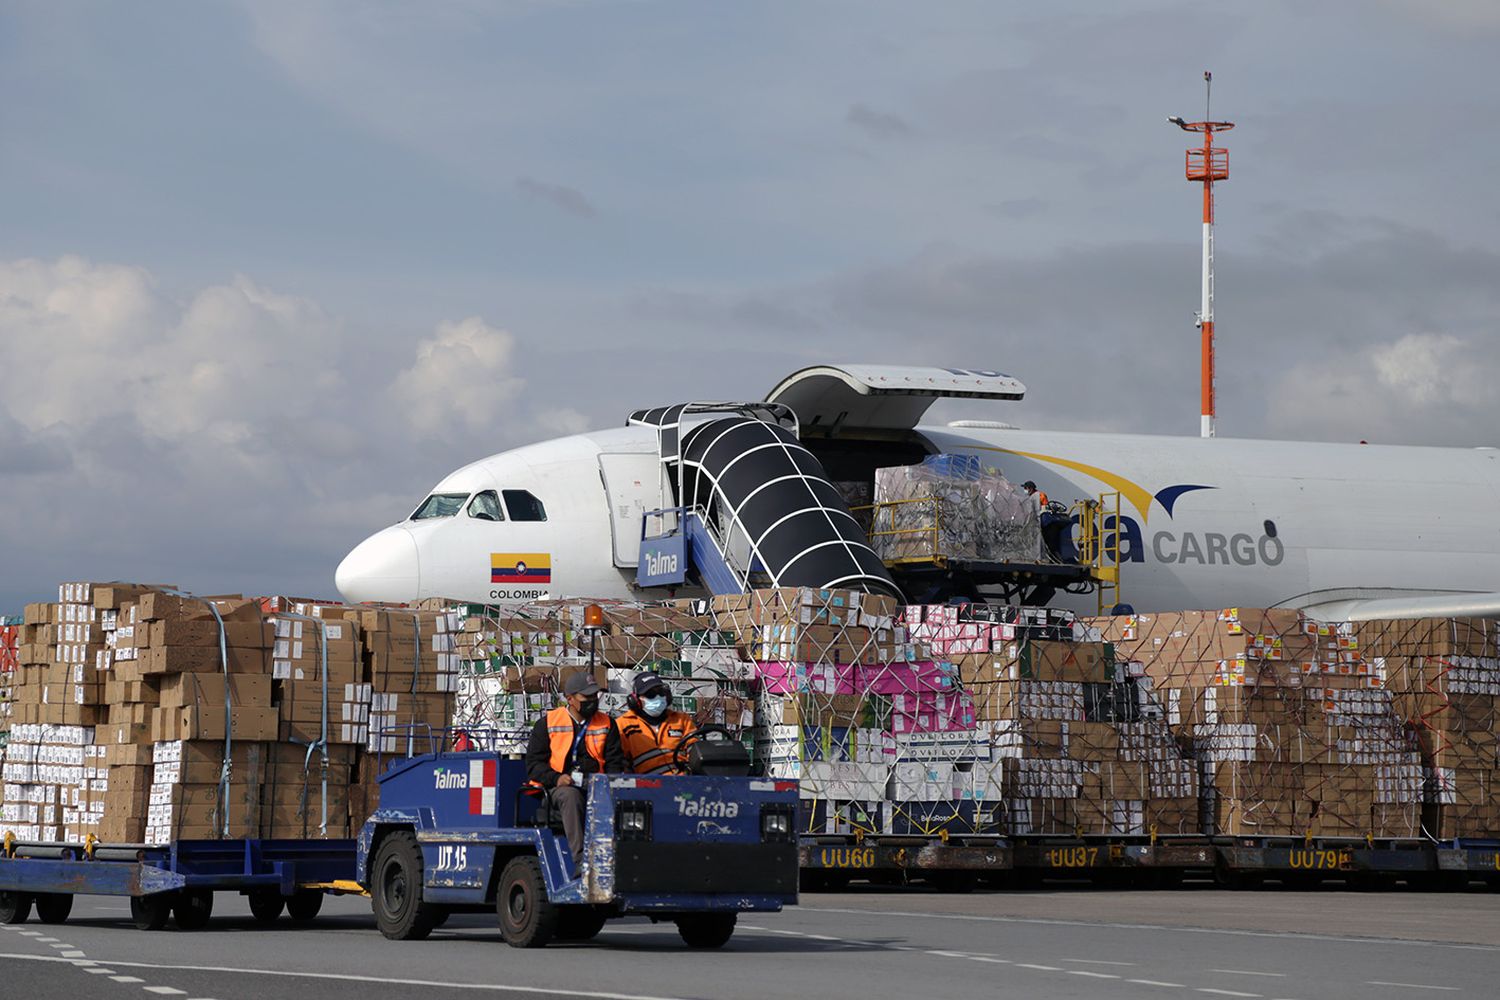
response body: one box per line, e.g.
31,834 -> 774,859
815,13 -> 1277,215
0,835 -> 356,929
796,832 -> 1500,891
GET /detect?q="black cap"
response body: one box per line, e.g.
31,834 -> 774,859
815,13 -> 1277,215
1022,480 -> 1037,491
563,672 -> 602,697
632,672 -> 669,697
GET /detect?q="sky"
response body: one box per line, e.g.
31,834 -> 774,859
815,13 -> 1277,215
1,0 -> 1497,609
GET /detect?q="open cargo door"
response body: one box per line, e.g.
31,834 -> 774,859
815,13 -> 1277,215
599,452 -> 668,568
765,364 -> 1025,434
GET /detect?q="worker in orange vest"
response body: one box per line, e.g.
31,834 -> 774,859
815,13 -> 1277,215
616,672 -> 698,775
524,672 -> 624,858
1022,480 -> 1049,510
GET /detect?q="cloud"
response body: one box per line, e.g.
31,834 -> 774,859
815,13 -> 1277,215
516,176 -> 597,218
847,103 -> 913,140
0,255 -> 541,607
394,316 -> 523,434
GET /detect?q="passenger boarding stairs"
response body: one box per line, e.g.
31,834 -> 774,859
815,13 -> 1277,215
627,402 -> 900,599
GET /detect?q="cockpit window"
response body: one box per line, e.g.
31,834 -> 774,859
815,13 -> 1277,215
502,489 -> 547,522
410,493 -> 469,520
467,490 -> 504,522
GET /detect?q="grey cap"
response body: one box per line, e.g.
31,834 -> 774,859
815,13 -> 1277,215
563,672 -> 601,697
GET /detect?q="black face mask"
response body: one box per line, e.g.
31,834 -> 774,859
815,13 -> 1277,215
578,698 -> 599,717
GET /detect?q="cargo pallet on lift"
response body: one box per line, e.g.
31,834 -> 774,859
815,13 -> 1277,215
0,835 -> 358,929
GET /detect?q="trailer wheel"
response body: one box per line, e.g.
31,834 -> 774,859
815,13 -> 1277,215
287,890 -> 323,923
173,890 -> 214,931
554,907 -> 608,942
497,855 -> 558,948
676,912 -> 736,949
131,895 -> 173,932
34,894 -> 73,924
248,889 -> 285,923
0,891 -> 34,924
372,831 -> 437,941
927,871 -> 978,894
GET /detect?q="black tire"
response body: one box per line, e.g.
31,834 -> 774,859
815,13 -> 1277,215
34,894 -> 73,924
131,895 -> 173,931
247,889 -> 284,923
286,890 -> 323,923
372,831 -> 438,941
676,912 -> 736,949
927,871 -> 978,894
497,855 -> 558,948
173,889 -> 214,931
554,907 -> 608,942
0,891 -> 34,924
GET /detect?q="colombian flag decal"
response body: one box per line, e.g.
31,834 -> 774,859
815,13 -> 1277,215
491,552 -> 551,584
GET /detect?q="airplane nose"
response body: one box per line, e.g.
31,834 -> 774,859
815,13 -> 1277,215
335,526 -> 421,604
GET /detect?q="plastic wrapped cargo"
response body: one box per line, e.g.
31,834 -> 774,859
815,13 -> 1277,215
870,454 -> 1042,564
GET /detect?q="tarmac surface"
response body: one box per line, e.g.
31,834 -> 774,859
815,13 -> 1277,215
1,885 -> 1497,1000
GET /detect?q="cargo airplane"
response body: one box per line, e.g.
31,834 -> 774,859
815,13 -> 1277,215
335,364 -> 1500,621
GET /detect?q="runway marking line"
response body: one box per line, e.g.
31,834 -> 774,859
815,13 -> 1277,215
61,950 -> 87,958
1212,970 -> 1286,977
142,988 -> 187,996
1065,959 -> 1136,966
1365,984 -> 1460,992
1016,963 -> 1063,971
0,953 -> 693,1000
1197,990 -> 1261,997
804,906 -> 1500,954
1129,980 -> 1188,988
84,968 -> 115,975
1068,970 -> 1121,979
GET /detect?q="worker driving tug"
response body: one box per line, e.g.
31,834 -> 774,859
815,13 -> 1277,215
615,672 -> 699,775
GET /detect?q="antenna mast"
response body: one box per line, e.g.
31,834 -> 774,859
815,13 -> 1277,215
1169,72 -> 1234,439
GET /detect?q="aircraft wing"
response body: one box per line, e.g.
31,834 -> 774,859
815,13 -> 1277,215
766,364 -> 1024,433
1298,590 -> 1500,623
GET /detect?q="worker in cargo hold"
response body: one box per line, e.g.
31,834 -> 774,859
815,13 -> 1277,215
525,672 -> 625,858
616,672 -> 699,775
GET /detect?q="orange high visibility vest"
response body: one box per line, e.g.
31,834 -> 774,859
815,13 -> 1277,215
1035,490 -> 1049,509
545,706 -> 610,774
616,709 -> 696,775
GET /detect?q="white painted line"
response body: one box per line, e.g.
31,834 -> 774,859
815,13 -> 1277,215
62,950 -> 87,958
966,956 -> 1012,964
1069,970 -> 1121,979
1198,990 -> 1261,998
142,988 -> 187,996
83,968 -> 115,975
1065,959 -> 1136,966
1016,963 -> 1063,971
926,950 -> 967,958
1213,970 -> 1287,978
1130,981 -> 1188,989
805,906 -> 1500,954
1366,984 -> 1460,993
49,942 -> 74,949
17,931 -> 42,937
0,952 -> 696,1000
35,937 -> 59,943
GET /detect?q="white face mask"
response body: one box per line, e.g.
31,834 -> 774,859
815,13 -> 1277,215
641,695 -> 669,717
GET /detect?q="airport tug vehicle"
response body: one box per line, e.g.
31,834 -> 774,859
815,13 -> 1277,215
359,727 -> 800,948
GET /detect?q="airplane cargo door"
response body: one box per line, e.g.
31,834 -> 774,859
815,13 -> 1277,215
599,453 -> 667,568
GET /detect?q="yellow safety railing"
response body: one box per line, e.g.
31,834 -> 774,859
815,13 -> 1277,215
850,497 -> 948,566
1071,491 -> 1122,613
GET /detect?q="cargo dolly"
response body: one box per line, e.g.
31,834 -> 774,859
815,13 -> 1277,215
0,833 -> 357,929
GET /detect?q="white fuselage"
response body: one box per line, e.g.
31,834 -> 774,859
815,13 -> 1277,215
335,424 -> 1500,613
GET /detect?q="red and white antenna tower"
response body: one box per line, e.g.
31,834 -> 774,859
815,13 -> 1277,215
1169,71 -> 1233,439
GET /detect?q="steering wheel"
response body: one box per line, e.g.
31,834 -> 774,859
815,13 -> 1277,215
671,723 -> 735,774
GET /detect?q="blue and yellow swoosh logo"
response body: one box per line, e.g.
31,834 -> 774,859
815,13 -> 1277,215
974,447 -> 1213,523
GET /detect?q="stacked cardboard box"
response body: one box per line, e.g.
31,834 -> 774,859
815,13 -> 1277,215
0,583 -> 453,845
1355,617 -> 1500,839
1089,608 -> 1424,837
